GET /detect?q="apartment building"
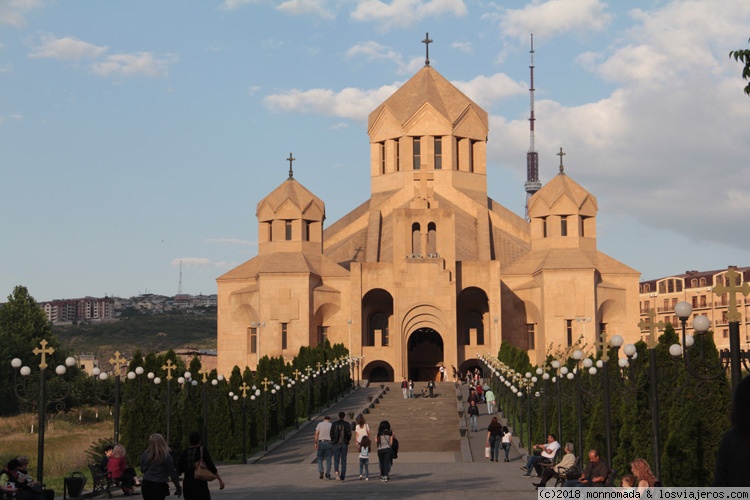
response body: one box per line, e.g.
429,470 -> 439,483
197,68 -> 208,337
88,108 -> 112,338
639,266 -> 750,349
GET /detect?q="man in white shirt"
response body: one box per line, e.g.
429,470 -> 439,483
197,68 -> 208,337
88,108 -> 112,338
521,434 -> 561,477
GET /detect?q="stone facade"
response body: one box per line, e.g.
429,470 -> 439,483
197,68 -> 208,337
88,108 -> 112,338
217,64 -> 641,380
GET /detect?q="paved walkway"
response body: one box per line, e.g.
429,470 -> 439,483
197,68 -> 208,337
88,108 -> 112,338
74,385 -> 545,499
213,383 -> 541,498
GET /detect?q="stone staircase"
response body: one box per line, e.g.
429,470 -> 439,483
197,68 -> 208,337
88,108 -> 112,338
364,382 -> 460,453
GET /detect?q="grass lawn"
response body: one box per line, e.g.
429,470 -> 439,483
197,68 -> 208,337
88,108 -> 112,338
0,409 -> 114,495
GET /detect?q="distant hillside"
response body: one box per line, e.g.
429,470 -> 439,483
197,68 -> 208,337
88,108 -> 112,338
53,311 -> 217,361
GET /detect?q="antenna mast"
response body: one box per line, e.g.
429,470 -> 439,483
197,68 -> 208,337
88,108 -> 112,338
524,33 -> 541,221
178,260 -> 183,295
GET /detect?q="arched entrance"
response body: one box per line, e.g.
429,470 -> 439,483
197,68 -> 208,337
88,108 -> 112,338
363,361 -> 394,383
407,328 -> 444,381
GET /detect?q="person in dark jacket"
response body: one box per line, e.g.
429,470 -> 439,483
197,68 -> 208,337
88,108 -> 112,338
330,412 -> 353,482
177,432 -> 225,500
714,375 -> 750,486
140,433 -> 181,500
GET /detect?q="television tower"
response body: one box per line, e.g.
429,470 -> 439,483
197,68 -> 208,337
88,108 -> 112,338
524,34 -> 542,221
177,260 -> 183,295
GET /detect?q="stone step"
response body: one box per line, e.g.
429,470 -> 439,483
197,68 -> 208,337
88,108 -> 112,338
363,382 -> 461,452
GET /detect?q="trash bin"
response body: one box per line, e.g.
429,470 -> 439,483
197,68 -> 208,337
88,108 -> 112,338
64,471 -> 87,499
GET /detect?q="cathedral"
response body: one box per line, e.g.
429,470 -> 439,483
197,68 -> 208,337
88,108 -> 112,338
216,59 -> 641,381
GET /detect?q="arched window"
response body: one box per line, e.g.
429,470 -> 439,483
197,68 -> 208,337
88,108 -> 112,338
412,223 -> 421,255
427,222 -> 436,255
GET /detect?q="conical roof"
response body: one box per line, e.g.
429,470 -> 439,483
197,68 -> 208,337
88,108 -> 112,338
256,177 -> 324,218
368,65 -> 488,130
530,172 -> 597,214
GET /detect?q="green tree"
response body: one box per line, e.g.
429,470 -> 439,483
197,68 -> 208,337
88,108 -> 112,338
729,38 -> 750,95
0,286 -> 61,416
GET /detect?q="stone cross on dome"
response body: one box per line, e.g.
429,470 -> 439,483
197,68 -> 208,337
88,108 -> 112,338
287,152 -> 296,180
422,33 -> 433,66
557,147 -> 566,174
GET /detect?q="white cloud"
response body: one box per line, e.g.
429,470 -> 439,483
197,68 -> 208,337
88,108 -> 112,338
0,0 -> 42,27
453,73 -> 527,108
500,0 -> 611,43
345,41 -> 421,74
351,0 -> 467,30
247,85 -> 260,96
264,84 -> 399,122
171,258 -> 232,268
0,114 -> 24,124
220,0 -> 262,10
0,63 -> 12,73
277,0 -> 334,19
451,41 -> 473,54
206,238 -> 258,247
90,52 -> 178,78
29,34 -> 108,61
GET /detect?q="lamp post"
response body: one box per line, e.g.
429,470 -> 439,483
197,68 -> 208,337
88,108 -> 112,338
570,350 -> 585,459
305,366 -> 314,420
260,377 -> 280,451
229,382 -> 254,464
278,373 -> 288,439
595,331 -> 614,469
160,359 -> 178,445
292,369 -> 302,430
180,369 -> 224,448
550,359 -> 564,446
90,351 -> 135,444
536,367 -> 550,438
11,339 -> 77,484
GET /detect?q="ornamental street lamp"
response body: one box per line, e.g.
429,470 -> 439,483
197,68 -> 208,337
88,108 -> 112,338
260,377 -> 281,451
292,369 -> 302,430
181,369 -> 224,448
11,339 -> 77,484
90,351 -> 143,444
229,382 -> 255,464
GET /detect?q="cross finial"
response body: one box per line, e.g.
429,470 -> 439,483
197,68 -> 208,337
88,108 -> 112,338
261,377 -> 273,392
239,381 -> 250,398
557,147 -> 566,174
305,366 -> 313,376
595,331 -> 610,362
287,152 -> 296,180
316,361 -> 323,371
162,359 -> 176,380
714,267 -> 750,322
109,351 -> 126,376
292,369 -> 301,381
199,368 -> 210,383
33,339 -> 55,370
638,309 -> 666,349
422,33 -> 433,66
279,373 -> 287,386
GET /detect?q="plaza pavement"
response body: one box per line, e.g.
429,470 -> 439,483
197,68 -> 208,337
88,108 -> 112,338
205,382 -> 543,499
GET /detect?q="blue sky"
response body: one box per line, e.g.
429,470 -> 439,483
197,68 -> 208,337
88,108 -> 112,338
1,0 -> 749,302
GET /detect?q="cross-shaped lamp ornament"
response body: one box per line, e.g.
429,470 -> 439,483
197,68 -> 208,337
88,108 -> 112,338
239,381 -> 250,398
714,267 -> 750,322
261,377 -> 273,392
292,369 -> 301,381
638,309 -> 666,349
109,351 -> 126,376
33,339 -> 55,370
162,359 -> 176,380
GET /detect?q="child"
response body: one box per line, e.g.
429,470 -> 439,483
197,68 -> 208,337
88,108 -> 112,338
621,475 -> 636,489
359,436 -> 371,480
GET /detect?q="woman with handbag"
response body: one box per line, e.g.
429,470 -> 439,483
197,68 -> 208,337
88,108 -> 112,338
177,432 -> 225,500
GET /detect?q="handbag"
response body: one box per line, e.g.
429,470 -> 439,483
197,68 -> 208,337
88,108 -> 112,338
193,447 -> 217,482
485,444 -> 491,459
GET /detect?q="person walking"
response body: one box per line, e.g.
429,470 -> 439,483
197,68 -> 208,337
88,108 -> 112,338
140,433 -> 181,500
427,380 -> 435,398
177,432 -> 225,500
468,400 -> 480,432
358,436 -> 371,481
408,380 -> 414,398
486,417 -> 503,462
401,379 -> 408,399
355,415 -> 370,445
376,420 -> 396,482
331,412 -> 352,482
485,388 -> 496,414
501,426 -> 512,462
439,365 -> 446,381
314,415 -> 334,479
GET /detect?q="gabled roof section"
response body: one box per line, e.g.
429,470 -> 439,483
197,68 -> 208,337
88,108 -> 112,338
368,66 -> 488,132
529,172 -> 598,216
217,252 -> 350,281
256,178 -> 325,220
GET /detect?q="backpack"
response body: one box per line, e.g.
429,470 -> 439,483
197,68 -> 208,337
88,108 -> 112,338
391,437 -> 399,459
